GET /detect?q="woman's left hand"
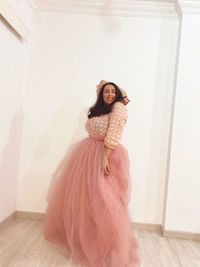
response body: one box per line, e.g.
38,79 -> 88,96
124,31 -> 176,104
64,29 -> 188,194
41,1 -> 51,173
103,157 -> 110,176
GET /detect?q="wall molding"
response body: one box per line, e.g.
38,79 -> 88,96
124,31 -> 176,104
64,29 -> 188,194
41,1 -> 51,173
32,0 -> 178,19
15,210 -> 44,220
27,0 -> 37,10
132,222 -> 162,232
161,225 -> 200,241
0,0 -> 30,41
178,0 -> 200,14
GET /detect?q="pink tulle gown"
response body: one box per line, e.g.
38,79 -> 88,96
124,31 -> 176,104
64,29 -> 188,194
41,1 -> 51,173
43,102 -> 140,267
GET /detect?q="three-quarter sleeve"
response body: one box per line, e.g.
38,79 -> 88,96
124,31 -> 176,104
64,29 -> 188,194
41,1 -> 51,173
104,102 -> 127,149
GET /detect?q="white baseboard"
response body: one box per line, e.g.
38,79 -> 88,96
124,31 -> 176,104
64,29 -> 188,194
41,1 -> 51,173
15,210 -> 44,220
1,211 -> 199,241
161,225 -> 200,241
132,222 -> 162,232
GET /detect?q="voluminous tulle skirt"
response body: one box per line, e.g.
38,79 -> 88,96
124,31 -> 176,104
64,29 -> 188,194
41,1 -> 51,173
43,136 -> 140,267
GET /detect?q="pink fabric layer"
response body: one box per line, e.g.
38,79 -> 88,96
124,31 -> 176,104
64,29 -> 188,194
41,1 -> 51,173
43,136 -> 140,267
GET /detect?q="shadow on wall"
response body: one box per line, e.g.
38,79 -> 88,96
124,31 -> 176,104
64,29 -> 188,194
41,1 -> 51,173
17,97 -> 89,212
0,109 -> 24,220
33,98 -> 88,159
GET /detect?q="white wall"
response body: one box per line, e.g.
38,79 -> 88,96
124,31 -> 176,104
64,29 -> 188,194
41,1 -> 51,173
0,17 -> 29,222
164,14 -> 200,233
16,11 -> 178,225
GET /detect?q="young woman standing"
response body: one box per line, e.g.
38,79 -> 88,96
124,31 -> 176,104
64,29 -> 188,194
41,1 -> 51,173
43,80 -> 140,267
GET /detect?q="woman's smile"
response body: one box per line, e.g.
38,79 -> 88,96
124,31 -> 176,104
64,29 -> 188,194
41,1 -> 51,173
103,84 -> 116,104
106,96 -> 115,102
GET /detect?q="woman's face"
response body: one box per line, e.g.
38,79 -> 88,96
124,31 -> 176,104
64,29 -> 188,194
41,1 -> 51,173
103,84 -> 116,105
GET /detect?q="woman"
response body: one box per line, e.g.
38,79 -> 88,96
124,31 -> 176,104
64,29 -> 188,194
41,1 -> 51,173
43,80 -> 140,267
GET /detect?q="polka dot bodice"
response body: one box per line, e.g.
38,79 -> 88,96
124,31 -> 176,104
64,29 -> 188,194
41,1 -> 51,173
86,101 -> 127,149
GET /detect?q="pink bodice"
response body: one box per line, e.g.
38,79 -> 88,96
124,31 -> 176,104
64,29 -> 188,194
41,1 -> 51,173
86,101 -> 127,149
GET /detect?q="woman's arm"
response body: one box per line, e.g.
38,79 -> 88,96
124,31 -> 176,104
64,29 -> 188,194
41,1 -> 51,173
103,102 -> 127,176
103,145 -> 113,176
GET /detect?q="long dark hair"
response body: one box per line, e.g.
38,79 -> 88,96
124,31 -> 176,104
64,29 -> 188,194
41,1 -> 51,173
88,82 -> 123,118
